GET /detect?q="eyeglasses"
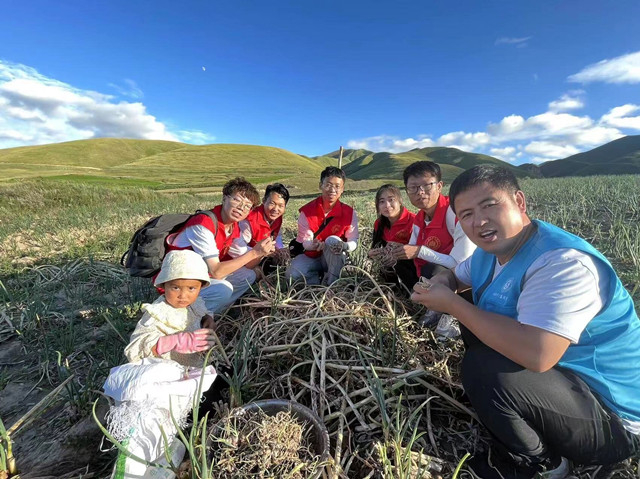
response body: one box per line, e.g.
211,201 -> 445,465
406,182 -> 438,195
228,196 -> 253,212
322,183 -> 343,192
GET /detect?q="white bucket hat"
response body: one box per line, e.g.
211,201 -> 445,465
154,250 -> 211,288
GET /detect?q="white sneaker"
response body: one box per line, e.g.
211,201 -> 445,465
536,457 -> 570,478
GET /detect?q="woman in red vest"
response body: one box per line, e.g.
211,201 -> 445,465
166,177 -> 275,313
239,183 -> 290,275
287,167 -> 359,285
392,161 -> 475,325
367,184 -> 417,291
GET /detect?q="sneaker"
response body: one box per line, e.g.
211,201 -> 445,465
466,452 -> 569,479
535,457 -> 569,478
417,310 -> 442,328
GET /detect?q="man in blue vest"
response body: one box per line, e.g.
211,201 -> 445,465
411,165 -> 639,478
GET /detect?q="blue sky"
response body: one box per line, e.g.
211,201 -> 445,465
0,0 -> 639,164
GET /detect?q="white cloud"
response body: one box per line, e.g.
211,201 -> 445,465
600,104 -> 640,130
0,60 -> 214,149
568,51 -> 640,84
548,91 -> 585,112
495,36 -> 532,46
0,128 -> 31,141
108,79 -> 144,99
490,146 -> 516,161
524,141 -> 580,159
175,129 -> 216,144
436,131 -> 491,150
347,94 -> 637,165
347,134 -> 435,153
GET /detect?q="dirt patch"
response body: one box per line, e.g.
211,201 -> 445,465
14,402 -> 113,479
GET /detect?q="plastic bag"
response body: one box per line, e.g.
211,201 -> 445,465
103,358 -> 217,479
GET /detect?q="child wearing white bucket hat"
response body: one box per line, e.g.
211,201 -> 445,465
125,250 -> 217,368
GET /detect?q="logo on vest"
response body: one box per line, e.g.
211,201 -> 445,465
502,278 -> 514,292
331,224 -> 342,234
425,236 -> 441,250
395,231 -> 409,242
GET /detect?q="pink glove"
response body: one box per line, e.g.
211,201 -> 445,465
155,329 -> 214,355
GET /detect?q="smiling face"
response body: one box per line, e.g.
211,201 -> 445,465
263,191 -> 286,222
222,193 -> 254,223
405,173 -> 443,215
320,175 -> 344,207
376,189 -> 402,221
454,182 -> 530,263
163,278 -> 203,309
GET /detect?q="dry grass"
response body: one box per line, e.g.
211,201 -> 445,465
208,408 -> 324,479
205,266 -> 482,478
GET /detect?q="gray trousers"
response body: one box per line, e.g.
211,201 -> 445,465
287,236 -> 347,286
199,267 -> 256,313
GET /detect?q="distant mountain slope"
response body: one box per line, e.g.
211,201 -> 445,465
340,147 -> 526,183
312,148 -> 374,168
540,135 -> 640,177
0,138 -> 184,168
107,143 -> 324,183
0,138 -> 324,186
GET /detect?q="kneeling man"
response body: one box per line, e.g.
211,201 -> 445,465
412,166 -> 639,478
166,177 -> 275,312
288,167 -> 359,285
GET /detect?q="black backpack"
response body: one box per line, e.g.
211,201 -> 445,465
120,210 -> 218,278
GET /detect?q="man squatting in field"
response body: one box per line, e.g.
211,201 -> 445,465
287,166 -> 359,286
412,165 -> 640,478
238,183 -> 291,275
166,177 -> 275,313
392,161 -> 476,324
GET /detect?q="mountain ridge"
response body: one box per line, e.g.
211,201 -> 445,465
1,136 -> 638,188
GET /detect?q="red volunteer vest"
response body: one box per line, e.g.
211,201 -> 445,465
413,195 -> 454,275
299,197 -> 354,258
373,207 -> 416,245
245,206 -> 283,247
166,205 -> 239,262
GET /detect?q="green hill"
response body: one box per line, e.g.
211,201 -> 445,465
311,148 -> 373,169
0,138 -> 184,168
0,139 -> 324,188
540,135 -> 640,177
341,146 -> 526,183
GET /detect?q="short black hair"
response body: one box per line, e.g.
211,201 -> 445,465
449,165 -> 521,214
320,166 -> 346,184
263,183 -> 290,204
222,177 -> 260,206
402,161 -> 442,185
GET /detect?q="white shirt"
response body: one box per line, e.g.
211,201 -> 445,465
409,206 -> 476,268
455,248 -> 640,433
168,224 -> 248,260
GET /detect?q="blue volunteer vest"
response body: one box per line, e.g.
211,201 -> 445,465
470,220 -> 640,422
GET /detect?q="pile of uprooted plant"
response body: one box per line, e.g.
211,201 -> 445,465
207,407 -> 325,479
200,266 -> 483,479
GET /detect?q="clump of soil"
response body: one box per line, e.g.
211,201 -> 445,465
208,409 -> 324,479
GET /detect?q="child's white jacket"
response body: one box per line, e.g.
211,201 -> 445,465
124,295 -> 209,368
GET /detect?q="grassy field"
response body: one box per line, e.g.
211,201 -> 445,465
0,174 -> 639,477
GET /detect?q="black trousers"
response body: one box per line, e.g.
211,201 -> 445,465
392,261 -> 447,291
460,326 -> 639,467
